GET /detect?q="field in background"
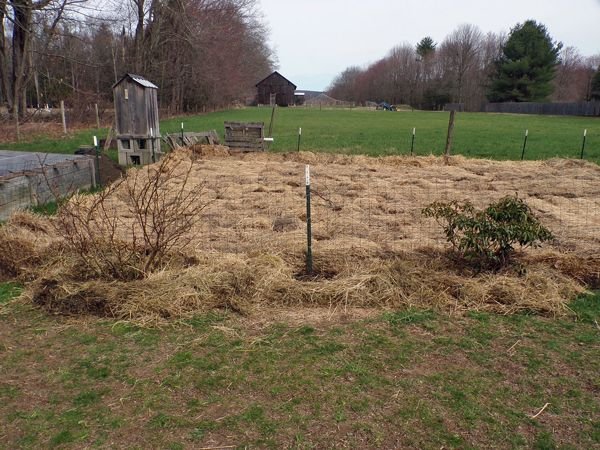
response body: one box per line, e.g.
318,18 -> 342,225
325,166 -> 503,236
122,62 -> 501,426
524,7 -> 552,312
1,108 -> 598,162
162,109 -> 600,161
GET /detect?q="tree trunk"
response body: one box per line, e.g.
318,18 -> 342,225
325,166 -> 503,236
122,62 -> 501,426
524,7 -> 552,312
0,0 -> 13,109
10,0 -> 32,119
134,0 -> 145,72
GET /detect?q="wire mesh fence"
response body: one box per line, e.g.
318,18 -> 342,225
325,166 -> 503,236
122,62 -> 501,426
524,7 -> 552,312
2,149 -> 599,264
194,153 -> 600,263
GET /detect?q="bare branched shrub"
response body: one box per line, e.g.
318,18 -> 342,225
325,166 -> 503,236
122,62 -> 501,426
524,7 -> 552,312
55,183 -> 141,280
122,154 -> 208,273
55,152 -> 208,280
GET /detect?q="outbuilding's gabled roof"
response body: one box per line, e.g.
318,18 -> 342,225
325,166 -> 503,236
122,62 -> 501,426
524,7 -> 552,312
255,71 -> 297,89
112,73 -> 158,90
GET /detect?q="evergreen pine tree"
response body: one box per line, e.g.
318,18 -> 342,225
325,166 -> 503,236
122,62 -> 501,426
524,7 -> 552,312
488,20 -> 562,102
416,37 -> 436,58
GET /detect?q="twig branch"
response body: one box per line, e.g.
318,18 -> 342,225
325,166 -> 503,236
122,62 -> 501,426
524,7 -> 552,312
531,403 -> 550,419
507,339 -> 521,354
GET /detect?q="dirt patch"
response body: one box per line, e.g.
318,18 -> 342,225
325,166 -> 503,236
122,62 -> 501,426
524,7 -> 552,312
74,147 -> 124,185
2,149 -> 600,323
97,154 -> 124,185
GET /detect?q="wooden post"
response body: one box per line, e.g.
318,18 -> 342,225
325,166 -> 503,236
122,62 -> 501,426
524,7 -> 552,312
60,100 -> 67,134
94,103 -> 100,129
268,105 -> 276,137
103,126 -> 113,151
444,110 -> 456,162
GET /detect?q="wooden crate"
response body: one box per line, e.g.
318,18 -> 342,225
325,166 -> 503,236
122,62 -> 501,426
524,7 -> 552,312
163,131 -> 220,150
224,121 -> 265,151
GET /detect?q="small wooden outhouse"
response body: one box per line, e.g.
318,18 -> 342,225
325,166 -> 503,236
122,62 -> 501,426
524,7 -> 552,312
112,74 -> 162,166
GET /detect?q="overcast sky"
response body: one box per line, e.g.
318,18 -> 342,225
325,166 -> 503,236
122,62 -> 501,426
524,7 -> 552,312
257,0 -> 600,91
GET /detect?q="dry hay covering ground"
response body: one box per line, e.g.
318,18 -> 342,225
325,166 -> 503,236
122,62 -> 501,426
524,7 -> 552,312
3,146 -> 600,323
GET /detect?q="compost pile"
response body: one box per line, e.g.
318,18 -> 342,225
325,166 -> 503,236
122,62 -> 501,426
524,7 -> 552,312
2,148 -> 599,324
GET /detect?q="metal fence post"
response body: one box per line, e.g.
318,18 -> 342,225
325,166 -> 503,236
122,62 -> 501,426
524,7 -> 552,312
580,129 -> 587,159
305,164 -> 313,275
521,129 -> 529,160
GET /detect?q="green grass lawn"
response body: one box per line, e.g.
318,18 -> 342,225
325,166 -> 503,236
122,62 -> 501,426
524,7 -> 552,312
163,108 -> 600,161
2,108 -> 599,162
1,284 -> 599,448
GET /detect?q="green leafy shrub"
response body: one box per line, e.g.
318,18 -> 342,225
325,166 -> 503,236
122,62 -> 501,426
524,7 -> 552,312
422,195 -> 553,268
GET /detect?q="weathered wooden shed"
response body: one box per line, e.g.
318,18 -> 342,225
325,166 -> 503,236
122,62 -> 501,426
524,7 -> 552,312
256,71 -> 297,107
113,73 -> 162,166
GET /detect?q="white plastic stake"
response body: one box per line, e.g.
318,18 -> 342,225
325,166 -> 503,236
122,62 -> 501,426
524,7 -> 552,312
525,129 -> 529,137
305,164 -> 310,186
93,136 -> 100,187
150,127 -> 154,138
299,127 -> 302,136
584,129 -> 587,137
181,122 -> 184,130
412,127 -> 416,136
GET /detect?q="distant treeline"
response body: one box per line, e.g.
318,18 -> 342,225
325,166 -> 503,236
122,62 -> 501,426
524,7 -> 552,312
443,101 -> 600,116
483,101 -> 600,116
0,0 -> 275,120
328,23 -> 600,112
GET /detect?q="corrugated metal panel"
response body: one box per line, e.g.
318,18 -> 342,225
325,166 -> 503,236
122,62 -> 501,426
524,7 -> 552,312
0,150 -> 90,178
129,74 -> 158,89
113,73 -> 158,89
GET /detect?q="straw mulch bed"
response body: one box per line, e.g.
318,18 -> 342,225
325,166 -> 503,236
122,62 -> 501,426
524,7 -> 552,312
2,148 -> 599,324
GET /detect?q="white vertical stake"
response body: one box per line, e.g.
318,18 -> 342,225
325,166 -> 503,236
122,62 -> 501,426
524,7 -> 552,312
305,164 -> 312,274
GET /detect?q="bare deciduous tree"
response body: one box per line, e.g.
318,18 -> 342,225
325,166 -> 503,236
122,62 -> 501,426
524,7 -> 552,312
438,24 -> 484,108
